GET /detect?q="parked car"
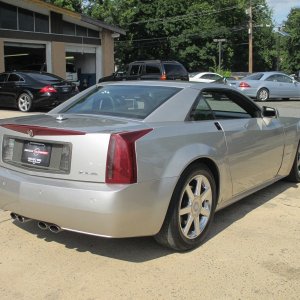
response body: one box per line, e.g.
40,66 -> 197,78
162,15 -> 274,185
0,81 -> 299,251
0,71 -> 78,112
98,60 -> 189,82
228,71 -> 300,101
189,72 -> 224,83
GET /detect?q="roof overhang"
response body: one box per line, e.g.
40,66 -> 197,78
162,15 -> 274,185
21,0 -> 125,35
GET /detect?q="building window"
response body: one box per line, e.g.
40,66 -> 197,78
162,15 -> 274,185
0,2 -> 17,30
76,25 -> 87,37
19,8 -> 34,31
88,29 -> 99,38
35,13 -> 49,33
63,21 -> 75,35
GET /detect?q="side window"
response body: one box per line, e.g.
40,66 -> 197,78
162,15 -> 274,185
0,73 -> 8,82
202,91 -> 252,119
277,75 -> 293,83
145,64 -> 161,75
129,64 -> 142,76
201,74 -> 211,79
7,74 -> 21,82
211,74 -> 222,81
265,75 -> 277,82
190,97 -> 214,121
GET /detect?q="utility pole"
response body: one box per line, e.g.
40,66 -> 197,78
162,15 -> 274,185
213,39 -> 227,73
248,0 -> 253,73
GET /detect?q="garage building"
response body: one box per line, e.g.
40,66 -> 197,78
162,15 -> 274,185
0,0 -> 125,89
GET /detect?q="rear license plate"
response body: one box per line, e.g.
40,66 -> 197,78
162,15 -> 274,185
21,141 -> 51,167
62,87 -> 70,92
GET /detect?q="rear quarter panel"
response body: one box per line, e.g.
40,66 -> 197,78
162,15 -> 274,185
136,121 -> 233,206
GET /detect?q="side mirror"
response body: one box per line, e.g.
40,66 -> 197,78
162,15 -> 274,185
262,106 -> 279,118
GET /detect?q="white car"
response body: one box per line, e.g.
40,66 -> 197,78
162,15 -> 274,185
189,72 -> 224,83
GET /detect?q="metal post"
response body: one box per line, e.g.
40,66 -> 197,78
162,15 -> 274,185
218,41 -> 221,73
213,39 -> 227,73
248,1 -> 253,73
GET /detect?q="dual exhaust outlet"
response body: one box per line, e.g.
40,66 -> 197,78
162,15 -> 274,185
10,212 -> 62,233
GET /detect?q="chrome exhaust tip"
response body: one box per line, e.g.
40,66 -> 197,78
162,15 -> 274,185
10,212 -> 17,220
49,224 -> 62,233
17,215 -> 31,223
38,221 -> 49,230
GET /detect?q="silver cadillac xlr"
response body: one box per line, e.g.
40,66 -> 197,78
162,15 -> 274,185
0,81 -> 299,251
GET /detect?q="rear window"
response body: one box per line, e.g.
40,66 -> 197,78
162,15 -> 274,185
28,73 -> 63,82
145,64 -> 161,75
60,85 -> 181,119
244,73 -> 263,80
164,63 -> 187,75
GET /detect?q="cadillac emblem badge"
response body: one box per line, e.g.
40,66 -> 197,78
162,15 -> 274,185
27,129 -> 34,137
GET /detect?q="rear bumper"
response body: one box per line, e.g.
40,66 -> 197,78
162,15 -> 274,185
34,92 -> 77,107
0,167 -> 176,238
236,87 -> 257,98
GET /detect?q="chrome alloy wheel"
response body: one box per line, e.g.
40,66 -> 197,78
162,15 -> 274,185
18,93 -> 31,112
179,174 -> 212,239
257,88 -> 269,101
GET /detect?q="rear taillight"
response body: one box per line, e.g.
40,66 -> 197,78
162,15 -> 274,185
106,129 -> 153,184
160,72 -> 167,80
239,82 -> 251,88
39,85 -> 57,93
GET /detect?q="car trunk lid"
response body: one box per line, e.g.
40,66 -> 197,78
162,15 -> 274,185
0,114 -> 147,183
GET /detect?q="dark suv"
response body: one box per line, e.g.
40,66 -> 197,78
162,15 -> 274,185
98,60 -> 189,82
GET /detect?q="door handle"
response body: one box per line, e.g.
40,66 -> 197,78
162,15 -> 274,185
214,121 -> 223,131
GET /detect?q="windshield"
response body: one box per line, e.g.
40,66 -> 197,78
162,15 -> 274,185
59,85 -> 181,119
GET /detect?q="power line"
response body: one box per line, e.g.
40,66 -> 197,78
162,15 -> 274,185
125,5 -> 242,25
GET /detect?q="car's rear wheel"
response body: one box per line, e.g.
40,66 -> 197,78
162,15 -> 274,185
287,141 -> 300,182
155,163 -> 217,251
17,93 -> 32,112
256,88 -> 269,101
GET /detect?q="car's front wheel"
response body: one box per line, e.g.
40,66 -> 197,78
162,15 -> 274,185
155,163 -> 217,251
287,141 -> 300,182
17,92 -> 33,112
256,88 -> 269,101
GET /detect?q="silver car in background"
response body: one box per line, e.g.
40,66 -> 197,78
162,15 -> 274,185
189,72 -> 224,83
229,71 -> 300,101
0,81 -> 299,251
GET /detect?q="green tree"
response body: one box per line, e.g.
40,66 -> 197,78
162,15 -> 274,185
52,0 -> 274,72
86,0 -> 274,72
280,8 -> 300,74
46,0 -> 84,13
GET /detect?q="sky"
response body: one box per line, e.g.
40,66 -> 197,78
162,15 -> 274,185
267,0 -> 300,25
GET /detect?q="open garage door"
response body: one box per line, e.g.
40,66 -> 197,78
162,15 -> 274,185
65,45 -> 99,90
4,42 -> 46,72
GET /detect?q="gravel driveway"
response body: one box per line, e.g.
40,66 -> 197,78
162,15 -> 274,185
0,102 -> 299,299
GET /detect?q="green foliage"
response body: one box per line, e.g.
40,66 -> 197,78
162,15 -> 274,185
51,0 -> 286,72
280,8 -> 300,73
46,0 -> 83,12
85,0 -> 275,72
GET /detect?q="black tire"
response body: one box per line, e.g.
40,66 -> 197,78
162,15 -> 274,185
155,163 -> 217,251
256,88 -> 269,102
17,92 -> 33,112
286,141 -> 300,182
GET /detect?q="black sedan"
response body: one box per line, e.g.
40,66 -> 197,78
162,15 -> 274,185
0,71 -> 78,112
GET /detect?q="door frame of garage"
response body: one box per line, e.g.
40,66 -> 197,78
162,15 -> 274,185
65,44 -> 102,82
2,38 -> 52,73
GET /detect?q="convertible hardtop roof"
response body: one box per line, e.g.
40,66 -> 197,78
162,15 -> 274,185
98,80 -> 239,91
